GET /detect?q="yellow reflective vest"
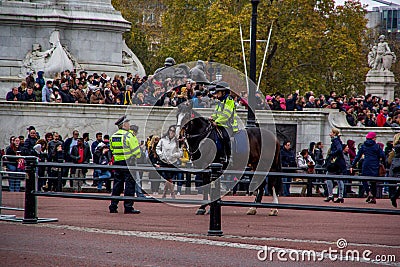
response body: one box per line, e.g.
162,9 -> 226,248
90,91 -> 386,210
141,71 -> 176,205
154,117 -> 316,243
211,95 -> 238,133
110,129 -> 141,162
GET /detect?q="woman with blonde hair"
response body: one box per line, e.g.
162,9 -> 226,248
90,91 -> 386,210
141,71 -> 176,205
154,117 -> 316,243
389,133 -> 400,207
134,92 -> 145,106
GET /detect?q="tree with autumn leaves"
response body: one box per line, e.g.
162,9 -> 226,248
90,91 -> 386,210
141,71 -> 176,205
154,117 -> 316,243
113,0 -> 398,97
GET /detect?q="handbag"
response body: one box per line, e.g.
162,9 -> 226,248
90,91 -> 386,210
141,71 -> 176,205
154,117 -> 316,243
391,158 -> 400,173
326,156 -> 339,173
379,163 -> 386,177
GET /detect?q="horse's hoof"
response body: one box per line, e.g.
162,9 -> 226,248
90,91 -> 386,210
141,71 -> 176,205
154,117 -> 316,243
268,209 -> 278,216
246,207 -> 257,215
196,209 -> 206,215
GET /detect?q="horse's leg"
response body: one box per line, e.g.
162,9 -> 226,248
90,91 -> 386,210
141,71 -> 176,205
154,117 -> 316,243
247,178 -> 265,215
196,173 -> 209,215
268,186 -> 279,216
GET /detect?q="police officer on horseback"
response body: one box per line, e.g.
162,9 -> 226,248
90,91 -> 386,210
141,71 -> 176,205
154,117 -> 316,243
210,81 -> 238,163
109,115 -> 141,214
154,57 -> 176,74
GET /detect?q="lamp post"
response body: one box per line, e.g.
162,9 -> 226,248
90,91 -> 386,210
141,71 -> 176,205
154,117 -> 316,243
246,0 -> 260,128
215,64 -> 222,81
208,60 -> 214,82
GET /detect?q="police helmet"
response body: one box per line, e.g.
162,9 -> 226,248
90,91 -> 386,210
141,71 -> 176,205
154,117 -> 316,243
214,81 -> 230,92
115,115 -> 130,126
164,57 -> 176,67
197,60 -> 205,68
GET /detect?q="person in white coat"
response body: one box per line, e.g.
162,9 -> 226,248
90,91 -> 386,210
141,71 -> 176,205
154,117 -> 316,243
156,125 -> 182,198
297,149 -> 315,196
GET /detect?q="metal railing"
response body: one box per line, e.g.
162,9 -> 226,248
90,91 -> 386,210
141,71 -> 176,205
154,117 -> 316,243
3,157 -> 400,236
0,156 -> 27,213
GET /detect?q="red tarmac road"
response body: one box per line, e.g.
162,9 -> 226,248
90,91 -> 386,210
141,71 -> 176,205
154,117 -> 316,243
1,192 -> 399,266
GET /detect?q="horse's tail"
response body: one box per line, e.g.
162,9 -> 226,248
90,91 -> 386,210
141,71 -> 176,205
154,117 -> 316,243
268,138 -> 283,196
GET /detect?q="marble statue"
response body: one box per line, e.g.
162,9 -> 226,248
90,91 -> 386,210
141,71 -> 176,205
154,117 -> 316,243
189,60 -> 210,84
369,35 -> 396,71
22,31 -> 80,77
365,35 -> 398,101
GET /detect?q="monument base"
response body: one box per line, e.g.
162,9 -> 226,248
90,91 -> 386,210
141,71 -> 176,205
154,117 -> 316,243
365,70 -> 398,101
0,0 -> 145,99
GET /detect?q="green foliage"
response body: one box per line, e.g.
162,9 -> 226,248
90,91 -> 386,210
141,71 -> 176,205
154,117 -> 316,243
260,0 -> 368,96
112,0 -> 161,73
160,0 -> 251,70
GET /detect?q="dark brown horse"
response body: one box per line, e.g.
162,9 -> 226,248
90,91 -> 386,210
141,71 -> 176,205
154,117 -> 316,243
177,103 -> 282,216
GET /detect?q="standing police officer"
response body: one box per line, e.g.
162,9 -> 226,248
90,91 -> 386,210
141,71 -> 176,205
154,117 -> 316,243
109,115 -> 141,214
210,81 -> 238,163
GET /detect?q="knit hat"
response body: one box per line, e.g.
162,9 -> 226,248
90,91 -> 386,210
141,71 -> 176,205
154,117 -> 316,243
366,132 -> 376,139
265,95 -> 273,101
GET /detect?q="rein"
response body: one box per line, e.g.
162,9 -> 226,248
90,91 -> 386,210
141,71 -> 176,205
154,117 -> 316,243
183,121 -> 215,158
185,123 -> 213,140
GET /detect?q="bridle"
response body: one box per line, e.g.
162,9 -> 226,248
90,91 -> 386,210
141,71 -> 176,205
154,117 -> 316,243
180,115 -> 215,158
184,122 -> 213,140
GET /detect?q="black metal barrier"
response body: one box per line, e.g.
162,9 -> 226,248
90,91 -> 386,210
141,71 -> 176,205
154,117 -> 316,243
23,156 -> 37,224
8,159 -> 400,235
31,162 -> 362,197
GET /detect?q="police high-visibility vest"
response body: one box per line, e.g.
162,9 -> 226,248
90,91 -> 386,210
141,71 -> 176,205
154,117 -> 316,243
110,129 -> 141,162
211,95 -> 238,133
129,130 -> 142,160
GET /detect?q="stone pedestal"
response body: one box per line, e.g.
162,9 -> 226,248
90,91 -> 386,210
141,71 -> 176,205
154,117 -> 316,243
0,0 -> 145,98
365,70 -> 398,101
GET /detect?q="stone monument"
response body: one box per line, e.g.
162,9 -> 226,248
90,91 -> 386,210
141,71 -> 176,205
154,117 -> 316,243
0,0 -> 146,98
365,35 -> 398,100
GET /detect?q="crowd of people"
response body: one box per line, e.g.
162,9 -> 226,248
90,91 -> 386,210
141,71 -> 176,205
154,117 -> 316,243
5,69 -> 216,108
281,128 -> 400,207
2,58 -> 400,210
2,124 -> 400,208
5,59 -> 400,129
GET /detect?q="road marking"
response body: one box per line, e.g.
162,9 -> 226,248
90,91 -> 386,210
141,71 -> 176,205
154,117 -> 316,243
171,233 -> 400,250
26,223 -> 399,266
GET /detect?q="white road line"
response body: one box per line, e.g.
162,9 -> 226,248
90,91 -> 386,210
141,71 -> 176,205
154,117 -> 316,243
170,233 -> 400,250
26,223 -> 399,266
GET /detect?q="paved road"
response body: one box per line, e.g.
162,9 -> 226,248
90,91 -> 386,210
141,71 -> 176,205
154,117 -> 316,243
1,193 -> 399,266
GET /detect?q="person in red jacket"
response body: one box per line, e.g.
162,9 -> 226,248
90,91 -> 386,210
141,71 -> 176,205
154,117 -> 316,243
376,107 -> 389,127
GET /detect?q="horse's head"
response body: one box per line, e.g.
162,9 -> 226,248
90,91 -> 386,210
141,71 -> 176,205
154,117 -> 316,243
181,115 -> 216,166
176,100 -> 194,136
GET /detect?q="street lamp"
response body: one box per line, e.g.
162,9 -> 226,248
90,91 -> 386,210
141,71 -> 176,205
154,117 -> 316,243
246,0 -> 260,128
208,60 -> 214,82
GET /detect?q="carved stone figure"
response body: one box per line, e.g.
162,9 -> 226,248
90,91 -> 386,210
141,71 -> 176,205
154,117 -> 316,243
368,46 -> 377,69
189,60 -> 210,84
21,31 -> 80,77
369,35 -> 397,71
122,41 -> 146,77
